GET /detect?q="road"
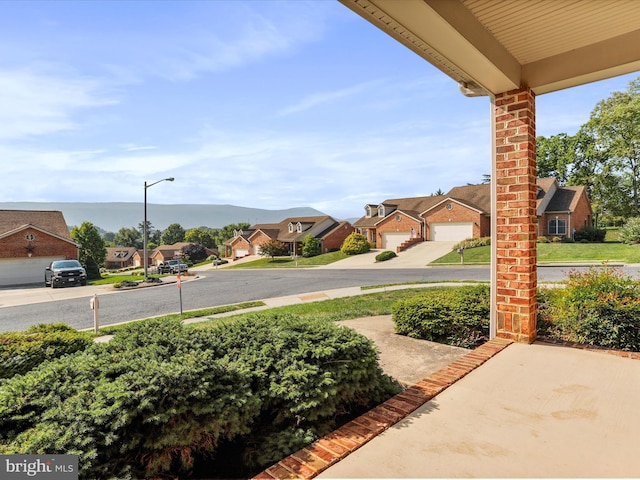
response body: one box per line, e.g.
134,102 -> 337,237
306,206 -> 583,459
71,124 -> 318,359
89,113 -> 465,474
1,265 -> 639,332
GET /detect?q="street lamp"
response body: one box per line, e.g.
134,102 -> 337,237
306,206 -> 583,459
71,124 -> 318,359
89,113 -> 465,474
144,177 -> 174,281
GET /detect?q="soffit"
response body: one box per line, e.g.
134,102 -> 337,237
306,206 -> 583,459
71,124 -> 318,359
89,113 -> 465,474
339,0 -> 640,95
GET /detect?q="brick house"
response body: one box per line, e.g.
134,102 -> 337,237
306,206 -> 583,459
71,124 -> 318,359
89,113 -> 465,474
226,216 -> 354,259
104,247 -> 138,270
0,210 -> 79,287
355,178 -> 591,251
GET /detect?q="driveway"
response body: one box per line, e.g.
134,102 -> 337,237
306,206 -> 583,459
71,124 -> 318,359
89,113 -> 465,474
318,241 -> 456,269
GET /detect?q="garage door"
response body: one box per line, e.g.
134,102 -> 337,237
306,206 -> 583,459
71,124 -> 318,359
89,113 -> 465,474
382,233 -> 409,251
430,223 -> 473,242
235,249 -> 249,258
0,256 -> 65,287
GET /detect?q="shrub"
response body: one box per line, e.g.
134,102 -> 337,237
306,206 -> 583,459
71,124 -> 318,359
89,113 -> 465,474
452,237 -> 490,250
619,217 -> 640,244
340,233 -> 371,255
0,324 -> 93,380
301,235 -> 321,257
0,316 -> 400,478
540,266 -> 640,350
551,236 -> 563,243
391,285 -> 490,348
537,236 -> 550,243
375,250 -> 397,262
573,226 -> 606,243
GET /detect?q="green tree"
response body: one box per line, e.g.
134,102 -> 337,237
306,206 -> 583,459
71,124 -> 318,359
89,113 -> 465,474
70,221 -> 107,279
300,235 -> 321,257
185,227 -> 215,248
341,233 -> 370,255
259,239 -> 289,259
583,77 -> 640,217
216,223 -> 250,245
113,227 -> 142,249
161,223 -> 185,245
536,133 -> 576,184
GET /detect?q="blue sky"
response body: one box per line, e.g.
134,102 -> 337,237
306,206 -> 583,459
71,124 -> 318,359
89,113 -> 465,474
1,1 -> 638,221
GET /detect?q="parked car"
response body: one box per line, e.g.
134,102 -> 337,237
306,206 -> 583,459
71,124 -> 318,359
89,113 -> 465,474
45,260 -> 88,288
158,259 -> 189,274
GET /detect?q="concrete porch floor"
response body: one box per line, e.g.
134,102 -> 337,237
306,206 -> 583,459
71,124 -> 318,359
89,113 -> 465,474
259,339 -> 640,478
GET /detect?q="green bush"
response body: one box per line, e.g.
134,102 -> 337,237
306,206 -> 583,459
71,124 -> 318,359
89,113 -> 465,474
537,235 -> 549,243
0,316 -> 399,478
340,233 -> 371,255
301,234 -> 321,257
619,217 -> 640,244
0,324 -> 93,380
538,266 -> 640,351
391,285 -> 490,348
573,226 -> 606,243
452,237 -> 490,250
375,250 -> 397,262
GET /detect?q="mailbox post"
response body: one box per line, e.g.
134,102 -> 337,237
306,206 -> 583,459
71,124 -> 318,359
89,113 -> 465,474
457,246 -> 465,264
90,294 -> 99,333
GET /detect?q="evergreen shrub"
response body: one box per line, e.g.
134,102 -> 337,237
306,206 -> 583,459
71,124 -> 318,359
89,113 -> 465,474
375,251 -> 397,262
340,233 -> 371,255
0,324 -> 93,380
573,226 -> 606,242
0,316 -> 399,478
619,217 -> 640,244
391,285 -> 490,348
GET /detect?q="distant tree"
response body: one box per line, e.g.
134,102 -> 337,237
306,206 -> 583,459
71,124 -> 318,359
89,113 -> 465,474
431,189 -> 444,196
341,233 -> 370,255
185,228 -> 215,248
259,240 -> 289,259
113,227 -> 142,249
70,222 -> 107,280
216,223 -> 250,246
481,174 -> 491,184
301,235 -> 321,257
161,223 -> 185,245
103,231 -> 116,243
181,243 -> 208,264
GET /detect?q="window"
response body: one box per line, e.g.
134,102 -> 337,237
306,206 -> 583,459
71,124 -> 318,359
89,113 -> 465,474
25,233 -> 35,241
365,205 -> 372,218
378,205 -> 385,217
549,218 -> 567,236
396,214 -> 401,222
288,223 -> 294,233
296,222 -> 302,233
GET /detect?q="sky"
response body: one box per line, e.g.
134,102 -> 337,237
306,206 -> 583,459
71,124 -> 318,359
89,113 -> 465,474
1,1 -> 639,221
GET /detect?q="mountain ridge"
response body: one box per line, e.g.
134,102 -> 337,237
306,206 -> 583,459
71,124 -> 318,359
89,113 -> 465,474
0,202 -> 329,232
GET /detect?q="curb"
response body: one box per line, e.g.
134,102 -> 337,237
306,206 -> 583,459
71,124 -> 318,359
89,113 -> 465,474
253,337 -> 513,479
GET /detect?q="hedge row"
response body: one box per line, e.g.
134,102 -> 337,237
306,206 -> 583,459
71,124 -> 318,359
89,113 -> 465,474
0,324 -> 93,380
391,285 -> 490,348
0,315 -> 400,479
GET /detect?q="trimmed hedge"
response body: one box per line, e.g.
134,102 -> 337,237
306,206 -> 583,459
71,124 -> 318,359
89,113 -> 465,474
375,250 -> 397,262
391,285 -> 490,348
0,315 -> 400,479
340,233 -> 371,255
0,324 -> 93,380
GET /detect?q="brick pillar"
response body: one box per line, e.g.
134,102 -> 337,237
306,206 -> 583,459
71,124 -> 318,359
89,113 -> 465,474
494,87 -> 537,343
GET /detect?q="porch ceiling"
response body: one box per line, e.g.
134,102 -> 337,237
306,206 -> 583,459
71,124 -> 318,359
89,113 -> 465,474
339,0 -> 640,95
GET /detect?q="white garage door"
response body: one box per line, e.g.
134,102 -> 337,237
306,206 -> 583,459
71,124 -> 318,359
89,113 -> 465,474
430,223 -> 473,242
382,233 -> 409,251
235,249 -> 249,258
0,256 -> 65,287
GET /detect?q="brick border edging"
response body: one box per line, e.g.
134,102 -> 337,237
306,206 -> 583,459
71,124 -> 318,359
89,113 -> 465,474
253,337 -> 513,480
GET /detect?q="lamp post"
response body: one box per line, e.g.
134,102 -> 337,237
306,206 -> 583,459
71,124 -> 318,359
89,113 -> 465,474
144,177 -> 174,281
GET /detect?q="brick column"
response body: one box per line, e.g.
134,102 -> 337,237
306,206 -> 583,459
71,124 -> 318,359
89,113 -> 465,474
494,87 -> 537,343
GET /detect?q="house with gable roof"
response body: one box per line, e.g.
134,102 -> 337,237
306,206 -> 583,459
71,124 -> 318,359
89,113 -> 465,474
0,209 -> 79,287
355,178 -> 592,251
105,247 -> 138,270
226,216 -> 354,260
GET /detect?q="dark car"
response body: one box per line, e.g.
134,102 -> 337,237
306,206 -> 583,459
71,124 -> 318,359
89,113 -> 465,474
45,260 -> 88,288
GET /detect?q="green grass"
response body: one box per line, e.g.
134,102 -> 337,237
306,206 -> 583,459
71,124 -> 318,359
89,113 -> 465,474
190,287 -> 455,328
225,250 -> 349,269
96,301 -> 266,335
430,241 -> 640,265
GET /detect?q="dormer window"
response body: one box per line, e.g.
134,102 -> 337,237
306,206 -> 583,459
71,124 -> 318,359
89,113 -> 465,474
296,222 -> 302,233
365,205 -> 372,218
288,223 -> 294,233
378,205 -> 385,217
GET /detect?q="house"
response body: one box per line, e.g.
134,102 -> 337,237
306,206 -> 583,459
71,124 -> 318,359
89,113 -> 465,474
148,242 -> 218,266
226,216 -> 355,260
354,178 -> 592,251
0,210 -> 79,287
104,247 -> 137,270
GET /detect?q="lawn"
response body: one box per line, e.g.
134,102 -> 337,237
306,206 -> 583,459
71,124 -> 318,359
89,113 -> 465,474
224,250 -> 349,268
430,242 -> 640,265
